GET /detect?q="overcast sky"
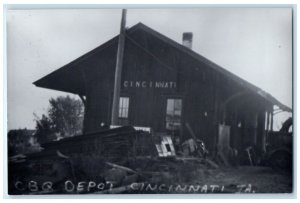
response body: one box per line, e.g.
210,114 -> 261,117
6,8 -> 293,130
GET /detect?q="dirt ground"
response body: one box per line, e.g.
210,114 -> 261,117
181,166 -> 293,193
8,155 -> 293,194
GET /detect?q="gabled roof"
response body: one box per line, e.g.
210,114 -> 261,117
34,22 -> 292,112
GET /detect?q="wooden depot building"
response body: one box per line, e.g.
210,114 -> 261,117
34,23 -> 292,154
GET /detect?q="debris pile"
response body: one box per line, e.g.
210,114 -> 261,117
8,126 -> 222,194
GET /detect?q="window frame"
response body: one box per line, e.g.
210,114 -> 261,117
165,97 -> 183,131
118,96 -> 130,119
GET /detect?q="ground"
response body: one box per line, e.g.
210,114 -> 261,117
121,157 -> 294,194
187,166 -> 293,193
8,155 -> 293,194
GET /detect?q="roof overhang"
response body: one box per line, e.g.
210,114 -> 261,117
33,65 -> 86,95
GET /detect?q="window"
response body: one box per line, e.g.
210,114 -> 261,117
166,98 -> 182,130
118,97 -> 129,118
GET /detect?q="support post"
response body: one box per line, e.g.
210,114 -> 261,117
270,107 -> 274,131
212,73 -> 220,154
111,9 -> 127,125
266,111 -> 269,131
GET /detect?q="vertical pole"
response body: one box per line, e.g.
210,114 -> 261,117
212,73 -> 220,154
266,111 -> 269,131
111,9 -> 127,125
270,107 -> 274,131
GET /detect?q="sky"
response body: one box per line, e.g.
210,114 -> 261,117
6,8 -> 293,130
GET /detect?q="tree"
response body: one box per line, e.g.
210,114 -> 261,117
48,96 -> 84,137
34,114 -> 57,144
8,129 -> 40,156
34,96 -> 84,144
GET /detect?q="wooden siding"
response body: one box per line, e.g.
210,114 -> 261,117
79,28 -> 272,152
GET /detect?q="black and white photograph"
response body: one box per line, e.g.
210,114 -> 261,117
5,6 -> 293,195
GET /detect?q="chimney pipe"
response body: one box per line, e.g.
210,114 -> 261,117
182,32 -> 193,49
